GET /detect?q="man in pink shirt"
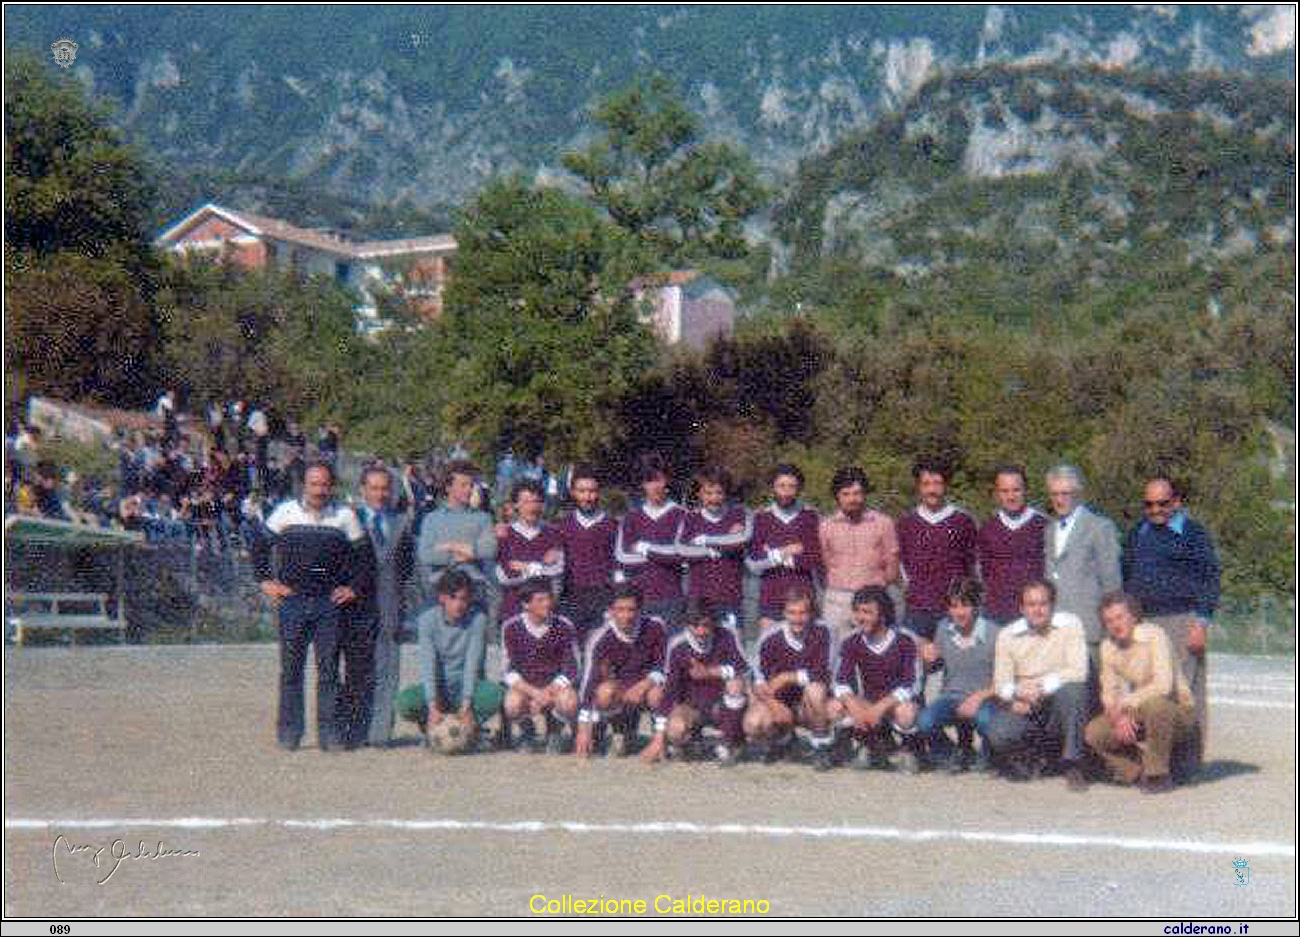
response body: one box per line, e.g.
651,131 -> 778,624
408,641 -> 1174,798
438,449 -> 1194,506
819,466 -> 900,646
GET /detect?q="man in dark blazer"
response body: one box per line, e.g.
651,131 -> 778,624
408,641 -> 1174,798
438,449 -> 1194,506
347,464 -> 416,747
1043,464 -> 1122,682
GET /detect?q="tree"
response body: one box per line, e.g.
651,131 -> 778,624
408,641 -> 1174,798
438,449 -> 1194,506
155,258 -> 364,425
6,248 -> 159,405
4,53 -> 161,406
562,74 -> 767,265
438,176 -> 657,461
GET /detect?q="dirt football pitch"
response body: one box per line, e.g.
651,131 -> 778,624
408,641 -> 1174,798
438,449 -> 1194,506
4,643 -> 1295,919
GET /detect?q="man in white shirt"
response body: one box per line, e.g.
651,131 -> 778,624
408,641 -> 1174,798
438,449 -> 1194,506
987,579 -> 1091,790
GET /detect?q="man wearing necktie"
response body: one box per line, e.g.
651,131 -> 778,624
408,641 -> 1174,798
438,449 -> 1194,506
342,465 -> 416,747
1042,464 -> 1122,709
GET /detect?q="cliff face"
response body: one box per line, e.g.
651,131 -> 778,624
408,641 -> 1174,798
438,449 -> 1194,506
777,66 -> 1295,275
6,5 -> 1293,223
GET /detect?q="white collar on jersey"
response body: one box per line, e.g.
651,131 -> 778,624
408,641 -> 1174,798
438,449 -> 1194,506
768,501 -> 803,525
916,503 -> 957,525
684,629 -> 713,656
511,520 -> 544,540
863,628 -> 897,655
640,499 -> 679,522
997,507 -> 1042,531
522,613 -> 552,638
612,620 -> 640,643
574,509 -> 607,528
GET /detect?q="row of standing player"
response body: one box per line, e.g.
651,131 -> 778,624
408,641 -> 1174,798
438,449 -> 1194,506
484,453 -> 1024,653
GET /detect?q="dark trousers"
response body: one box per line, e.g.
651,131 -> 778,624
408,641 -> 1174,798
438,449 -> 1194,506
560,586 -> 612,643
987,682 -> 1089,765
1086,641 -> 1103,717
338,610 -> 378,747
1152,613 -> 1208,761
255,435 -> 270,490
278,595 -> 343,750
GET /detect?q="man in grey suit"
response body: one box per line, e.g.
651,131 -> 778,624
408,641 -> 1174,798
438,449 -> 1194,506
352,465 -> 416,746
1043,465 -> 1122,687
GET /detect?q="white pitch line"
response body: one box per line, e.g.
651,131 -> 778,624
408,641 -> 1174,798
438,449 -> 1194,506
1209,681 -> 1296,691
5,818 -> 1294,858
1208,696 -> 1294,710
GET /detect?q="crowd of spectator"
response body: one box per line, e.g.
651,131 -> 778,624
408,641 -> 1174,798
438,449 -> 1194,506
2,394 -> 504,568
4,396 -> 351,555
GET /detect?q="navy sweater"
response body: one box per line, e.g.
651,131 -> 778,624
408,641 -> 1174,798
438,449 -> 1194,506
1122,516 -> 1220,619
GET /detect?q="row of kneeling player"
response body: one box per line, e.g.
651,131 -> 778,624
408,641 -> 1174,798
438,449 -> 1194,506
404,571 -> 1198,793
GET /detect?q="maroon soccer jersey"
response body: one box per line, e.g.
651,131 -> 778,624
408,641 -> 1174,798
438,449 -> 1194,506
557,509 -> 617,595
656,626 -> 749,720
746,503 -> 823,615
678,504 -> 751,608
756,621 -> 833,709
502,612 -> 580,690
977,508 -> 1047,621
896,505 -> 977,615
834,628 -> 922,703
615,501 -> 686,605
496,521 -> 565,619
577,614 -> 669,713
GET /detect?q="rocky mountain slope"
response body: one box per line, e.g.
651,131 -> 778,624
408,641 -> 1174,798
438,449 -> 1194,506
5,5 -> 1294,233
776,65 -> 1295,277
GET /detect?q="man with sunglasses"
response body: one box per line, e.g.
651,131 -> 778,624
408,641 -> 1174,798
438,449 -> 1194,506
1122,475 -> 1219,771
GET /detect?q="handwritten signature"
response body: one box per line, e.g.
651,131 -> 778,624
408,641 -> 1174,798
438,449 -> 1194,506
53,835 -> 200,885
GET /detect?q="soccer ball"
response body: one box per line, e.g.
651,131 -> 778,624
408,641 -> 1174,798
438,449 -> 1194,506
428,718 -> 471,755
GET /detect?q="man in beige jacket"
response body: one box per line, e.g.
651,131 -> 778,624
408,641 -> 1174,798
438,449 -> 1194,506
1084,591 -> 1196,794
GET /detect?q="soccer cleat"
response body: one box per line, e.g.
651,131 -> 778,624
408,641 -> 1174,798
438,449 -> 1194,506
897,750 -> 921,775
948,747 -> 976,774
1064,765 -> 1090,792
512,719 -> 537,753
1139,774 -> 1174,794
812,747 -> 835,772
529,714 -> 550,753
1002,757 -> 1034,782
606,731 -> 627,758
545,718 -> 573,755
715,743 -> 739,767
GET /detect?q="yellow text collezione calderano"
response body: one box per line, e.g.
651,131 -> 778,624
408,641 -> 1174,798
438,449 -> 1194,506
530,893 -> 771,916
